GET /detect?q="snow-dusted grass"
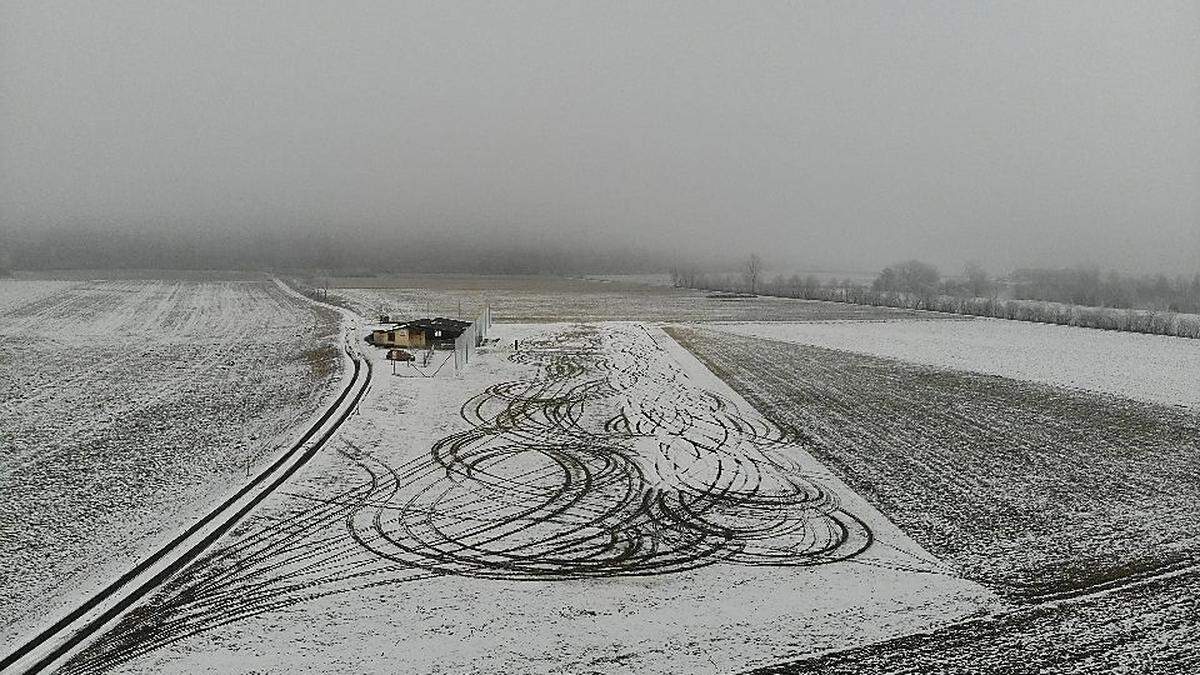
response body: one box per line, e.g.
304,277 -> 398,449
667,326 -> 1200,603
0,277 -> 342,645
715,318 -> 1200,409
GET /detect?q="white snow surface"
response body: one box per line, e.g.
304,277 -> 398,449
0,277 -> 343,646
712,318 -> 1200,409
0,279 -> 76,314
114,322 -> 995,675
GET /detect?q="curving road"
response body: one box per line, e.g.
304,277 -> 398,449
1,282 -> 371,675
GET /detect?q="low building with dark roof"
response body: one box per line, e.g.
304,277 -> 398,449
366,317 -> 470,349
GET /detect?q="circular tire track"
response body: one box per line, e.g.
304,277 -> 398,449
56,323 -> 874,673
354,324 -> 872,580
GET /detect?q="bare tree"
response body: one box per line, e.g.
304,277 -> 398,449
742,254 -> 762,294
895,260 -> 940,295
964,260 -> 991,298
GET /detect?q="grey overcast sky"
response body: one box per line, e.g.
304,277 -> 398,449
2,1 -> 1197,273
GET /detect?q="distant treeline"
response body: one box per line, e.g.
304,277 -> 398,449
675,259 -> 1200,339
0,228 -> 668,276
1009,267 -> 1200,314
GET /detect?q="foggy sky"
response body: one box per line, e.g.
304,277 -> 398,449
2,1 -> 1198,274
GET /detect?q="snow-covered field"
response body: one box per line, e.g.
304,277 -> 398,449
668,325 -> 1200,671
327,275 -> 948,323
0,276 -> 342,646
0,279 -> 75,314
761,565 -> 1200,674
7,273 -> 1196,673
714,318 -> 1200,408
65,322 -> 994,674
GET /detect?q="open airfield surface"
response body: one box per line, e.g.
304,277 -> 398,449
3,272 -> 1197,673
0,274 -> 343,648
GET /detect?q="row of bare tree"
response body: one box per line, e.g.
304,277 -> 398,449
1010,267 -> 1200,314
673,257 -> 1200,339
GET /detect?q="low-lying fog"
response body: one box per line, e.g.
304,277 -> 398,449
2,2 -> 1197,275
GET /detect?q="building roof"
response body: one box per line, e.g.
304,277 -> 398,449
397,317 -> 471,333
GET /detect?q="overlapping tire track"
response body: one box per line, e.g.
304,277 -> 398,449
55,323 -> 871,673
352,324 -> 872,580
